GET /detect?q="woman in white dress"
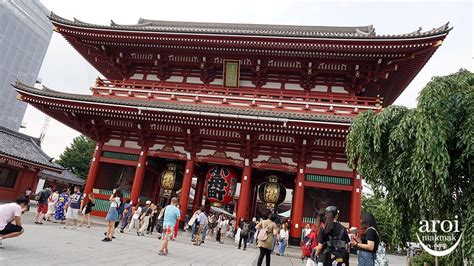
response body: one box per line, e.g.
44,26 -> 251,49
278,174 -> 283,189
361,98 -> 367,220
45,189 -> 59,221
220,216 -> 229,243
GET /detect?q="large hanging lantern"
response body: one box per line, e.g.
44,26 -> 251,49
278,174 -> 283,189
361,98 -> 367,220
160,163 -> 178,197
258,175 -> 286,210
205,165 -> 238,207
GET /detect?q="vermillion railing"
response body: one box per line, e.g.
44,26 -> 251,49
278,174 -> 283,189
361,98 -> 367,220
92,78 -> 382,116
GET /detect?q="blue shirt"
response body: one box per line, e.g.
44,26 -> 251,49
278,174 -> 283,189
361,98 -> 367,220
163,205 -> 181,227
197,212 -> 207,225
69,193 -> 83,209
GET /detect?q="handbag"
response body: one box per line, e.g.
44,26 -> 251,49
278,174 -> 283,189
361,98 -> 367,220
368,227 -> 389,266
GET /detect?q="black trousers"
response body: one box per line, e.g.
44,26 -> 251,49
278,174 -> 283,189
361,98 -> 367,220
216,227 -> 221,242
257,247 -> 272,266
147,218 -> 157,233
238,234 -> 248,249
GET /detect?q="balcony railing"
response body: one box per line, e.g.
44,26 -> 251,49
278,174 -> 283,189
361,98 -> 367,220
92,78 -> 382,116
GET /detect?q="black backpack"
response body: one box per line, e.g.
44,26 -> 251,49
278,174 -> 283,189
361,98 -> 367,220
319,224 -> 349,266
241,223 -> 249,236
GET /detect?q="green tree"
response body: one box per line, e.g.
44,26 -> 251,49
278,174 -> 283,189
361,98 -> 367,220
346,69 -> 473,264
56,135 -> 96,179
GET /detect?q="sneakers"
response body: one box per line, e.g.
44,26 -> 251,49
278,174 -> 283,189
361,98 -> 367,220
102,237 -> 111,242
158,250 -> 166,256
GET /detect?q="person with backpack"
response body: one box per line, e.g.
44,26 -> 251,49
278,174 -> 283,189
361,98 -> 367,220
238,218 -> 250,250
102,189 -> 122,242
147,203 -> 159,235
315,206 -> 350,266
302,209 -> 326,266
247,217 -> 257,245
352,212 -> 388,266
256,213 -> 278,266
137,201 -> 153,236
34,185 -> 51,224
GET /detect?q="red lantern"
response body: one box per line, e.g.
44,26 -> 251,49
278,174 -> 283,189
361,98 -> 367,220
204,166 -> 238,207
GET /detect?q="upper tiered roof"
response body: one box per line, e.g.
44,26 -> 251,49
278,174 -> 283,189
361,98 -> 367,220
48,13 -> 451,105
50,12 -> 451,40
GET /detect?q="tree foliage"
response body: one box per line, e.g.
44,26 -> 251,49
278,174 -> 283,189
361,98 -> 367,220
56,135 -> 96,179
346,69 -> 473,264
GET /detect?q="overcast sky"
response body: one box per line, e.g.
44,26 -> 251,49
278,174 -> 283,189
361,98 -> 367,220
20,0 -> 473,159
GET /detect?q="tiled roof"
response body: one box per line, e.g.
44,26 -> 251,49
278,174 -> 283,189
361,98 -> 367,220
14,81 -> 353,124
0,126 -> 62,171
49,12 -> 451,39
39,169 -> 85,186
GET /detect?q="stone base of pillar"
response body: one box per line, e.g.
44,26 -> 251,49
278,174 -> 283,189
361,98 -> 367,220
289,236 -> 301,246
179,220 -> 186,230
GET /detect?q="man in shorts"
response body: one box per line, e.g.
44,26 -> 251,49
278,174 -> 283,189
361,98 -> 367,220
63,186 -> 83,229
158,197 -> 180,256
0,198 -> 29,248
34,185 -> 51,224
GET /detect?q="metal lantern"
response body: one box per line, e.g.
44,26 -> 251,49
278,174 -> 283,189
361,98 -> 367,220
160,163 -> 178,197
204,165 -> 238,207
258,175 -> 286,210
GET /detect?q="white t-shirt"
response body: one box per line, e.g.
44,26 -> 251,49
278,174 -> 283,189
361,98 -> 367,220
132,206 -> 142,219
0,203 -> 22,230
279,229 -> 289,239
110,197 -> 121,208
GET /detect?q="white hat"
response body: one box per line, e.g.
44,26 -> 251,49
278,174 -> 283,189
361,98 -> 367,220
146,200 -> 151,204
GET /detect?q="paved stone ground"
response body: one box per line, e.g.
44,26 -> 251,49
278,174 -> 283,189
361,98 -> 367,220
0,211 -> 406,265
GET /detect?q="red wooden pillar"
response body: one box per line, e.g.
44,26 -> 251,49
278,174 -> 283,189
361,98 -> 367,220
83,141 -> 104,201
151,172 -> 161,203
130,146 -> 149,204
289,163 -> 305,246
250,181 -> 258,219
192,170 -> 205,213
350,170 -> 362,228
236,163 -> 252,225
179,158 -> 195,222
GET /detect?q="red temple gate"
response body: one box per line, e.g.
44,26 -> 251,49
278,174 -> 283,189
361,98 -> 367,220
14,13 -> 450,245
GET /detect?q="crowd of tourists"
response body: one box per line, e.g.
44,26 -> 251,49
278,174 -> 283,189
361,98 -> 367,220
31,185 -> 94,228
297,206 -> 388,266
1,186 -> 389,266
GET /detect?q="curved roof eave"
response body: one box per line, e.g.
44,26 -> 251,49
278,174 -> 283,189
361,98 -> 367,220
49,12 -> 451,41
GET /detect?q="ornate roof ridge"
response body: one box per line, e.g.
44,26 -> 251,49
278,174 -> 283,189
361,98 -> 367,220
49,12 -> 451,39
0,124 -> 40,144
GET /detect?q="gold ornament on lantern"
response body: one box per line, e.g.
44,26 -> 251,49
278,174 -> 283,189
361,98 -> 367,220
160,164 -> 177,197
258,175 -> 286,210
